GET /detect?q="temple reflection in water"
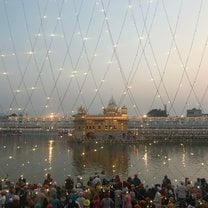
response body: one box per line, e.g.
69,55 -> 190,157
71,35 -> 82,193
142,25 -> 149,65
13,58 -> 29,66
1,135 -> 208,186
68,142 -> 130,179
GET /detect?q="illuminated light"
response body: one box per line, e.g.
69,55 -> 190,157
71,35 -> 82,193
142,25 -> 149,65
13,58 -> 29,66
57,17 -> 61,20
31,87 -> 36,90
48,140 -> 54,164
81,152 -> 85,156
48,50 -> 52,54
95,89 -> 98,92
94,149 -> 97,152
101,146 -> 104,149
151,78 -> 154,81
83,72 -> 87,75
2,72 -> 7,75
113,44 -> 117,48
32,148 -> 36,151
50,34 -> 55,37
27,161 -> 30,164
168,158 -> 171,161
190,152 -> 194,156
12,53 -> 15,56
201,163 -> 204,166
9,156 -> 12,159
27,51 -> 34,55
49,113 -> 55,121
16,89 -> 21,93
46,97 -> 50,100
22,164 -> 25,166
36,33 -> 41,37
1,54 -> 5,57
113,170 -> 115,172
163,161 -> 166,165
45,105 -> 48,108
128,4 -> 132,9
83,165 -> 86,167
43,15 -> 47,19
18,108 -> 22,111
112,165 -> 115,168
17,146 -> 20,149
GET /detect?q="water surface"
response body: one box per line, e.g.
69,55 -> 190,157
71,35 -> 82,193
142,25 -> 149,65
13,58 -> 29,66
0,135 -> 207,187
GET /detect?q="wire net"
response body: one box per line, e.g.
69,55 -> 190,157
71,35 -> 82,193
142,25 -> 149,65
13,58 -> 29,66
0,0 -> 208,117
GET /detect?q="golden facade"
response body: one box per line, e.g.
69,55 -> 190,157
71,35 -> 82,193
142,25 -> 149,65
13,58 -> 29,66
73,98 -> 128,139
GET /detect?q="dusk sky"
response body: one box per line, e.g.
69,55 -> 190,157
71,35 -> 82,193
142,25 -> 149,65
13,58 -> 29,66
1,0 -> 208,117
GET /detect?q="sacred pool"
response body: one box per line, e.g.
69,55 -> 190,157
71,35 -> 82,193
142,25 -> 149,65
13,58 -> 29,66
0,135 -> 207,187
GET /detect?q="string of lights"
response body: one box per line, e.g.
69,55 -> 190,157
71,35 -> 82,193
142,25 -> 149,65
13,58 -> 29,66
1,0 -> 208,117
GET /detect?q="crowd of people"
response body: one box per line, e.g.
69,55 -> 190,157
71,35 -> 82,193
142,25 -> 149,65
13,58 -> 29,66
0,172 -> 207,208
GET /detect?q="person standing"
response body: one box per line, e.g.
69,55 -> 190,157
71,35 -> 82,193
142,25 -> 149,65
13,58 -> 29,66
153,186 -> 162,208
65,176 -> 74,194
122,190 -> 132,208
100,192 -> 114,208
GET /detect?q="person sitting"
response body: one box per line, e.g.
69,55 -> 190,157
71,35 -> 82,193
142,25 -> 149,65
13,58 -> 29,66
162,175 -> 171,189
65,175 -> 74,194
133,174 -> 141,188
43,173 -> 53,186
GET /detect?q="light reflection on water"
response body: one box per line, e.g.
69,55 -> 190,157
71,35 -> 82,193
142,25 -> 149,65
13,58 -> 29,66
0,135 -> 207,186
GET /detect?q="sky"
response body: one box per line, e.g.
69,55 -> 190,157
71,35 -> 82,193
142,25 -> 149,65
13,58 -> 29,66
0,0 -> 208,117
